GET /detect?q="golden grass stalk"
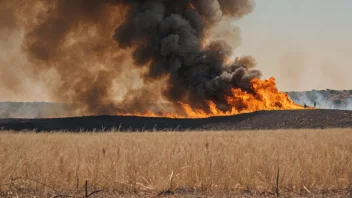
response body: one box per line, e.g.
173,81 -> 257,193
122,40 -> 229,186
0,129 -> 351,196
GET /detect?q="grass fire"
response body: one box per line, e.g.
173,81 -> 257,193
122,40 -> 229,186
119,77 -> 304,118
1,0 -> 352,197
0,0 -> 304,117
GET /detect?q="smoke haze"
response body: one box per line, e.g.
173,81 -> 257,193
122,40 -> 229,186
1,0 -> 261,115
234,0 -> 352,92
288,90 -> 352,110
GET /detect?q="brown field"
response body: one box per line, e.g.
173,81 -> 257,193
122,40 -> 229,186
0,129 -> 352,197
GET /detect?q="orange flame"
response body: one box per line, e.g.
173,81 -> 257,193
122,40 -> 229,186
118,77 -> 305,118
189,3 -> 196,10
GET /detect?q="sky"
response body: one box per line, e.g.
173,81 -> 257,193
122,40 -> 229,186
234,0 -> 352,91
1,0 -> 352,102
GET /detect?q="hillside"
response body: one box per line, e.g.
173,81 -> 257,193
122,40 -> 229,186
1,109 -> 351,132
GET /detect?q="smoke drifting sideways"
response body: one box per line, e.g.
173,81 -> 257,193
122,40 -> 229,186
0,1 -> 51,102
288,90 -> 352,110
2,0 -> 260,115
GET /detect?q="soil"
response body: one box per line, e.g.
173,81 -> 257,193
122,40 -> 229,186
0,188 -> 350,198
0,109 -> 351,132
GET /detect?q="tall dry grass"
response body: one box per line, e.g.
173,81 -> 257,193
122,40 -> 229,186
0,129 -> 352,196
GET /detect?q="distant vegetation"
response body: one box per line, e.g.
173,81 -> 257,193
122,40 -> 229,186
1,89 -> 352,118
288,89 -> 352,110
0,102 -> 75,118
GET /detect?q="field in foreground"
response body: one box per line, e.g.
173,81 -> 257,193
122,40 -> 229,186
0,129 -> 352,197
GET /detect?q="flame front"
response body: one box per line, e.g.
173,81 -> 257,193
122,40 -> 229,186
118,77 -> 305,118
189,3 -> 196,10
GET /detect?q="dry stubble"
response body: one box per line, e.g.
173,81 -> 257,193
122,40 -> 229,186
0,129 -> 351,197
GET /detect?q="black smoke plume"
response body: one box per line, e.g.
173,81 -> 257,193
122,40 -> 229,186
4,0 -> 260,115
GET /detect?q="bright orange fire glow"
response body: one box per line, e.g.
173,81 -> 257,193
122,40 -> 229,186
189,3 -> 196,10
118,77 -> 305,118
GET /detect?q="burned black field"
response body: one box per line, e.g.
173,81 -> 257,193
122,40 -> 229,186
0,109 -> 351,132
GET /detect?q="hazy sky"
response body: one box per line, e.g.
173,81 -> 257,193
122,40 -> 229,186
1,0 -> 351,102
235,0 -> 352,91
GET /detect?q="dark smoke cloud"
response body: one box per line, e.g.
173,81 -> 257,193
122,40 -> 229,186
4,0 -> 260,115
113,0 -> 260,109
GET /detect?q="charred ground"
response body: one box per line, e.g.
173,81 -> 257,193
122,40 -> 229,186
0,109 -> 351,132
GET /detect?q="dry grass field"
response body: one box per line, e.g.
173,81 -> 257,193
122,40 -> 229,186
0,129 -> 352,197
